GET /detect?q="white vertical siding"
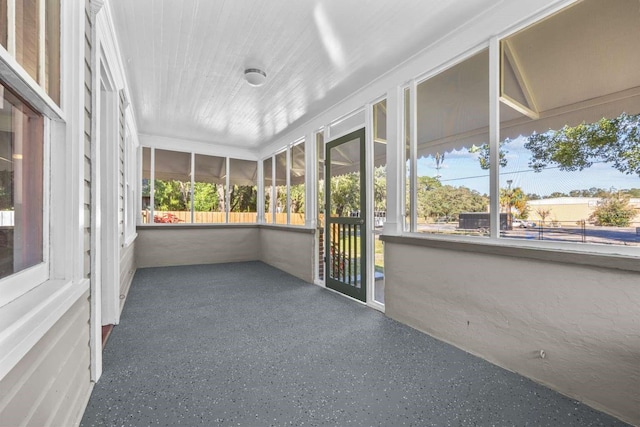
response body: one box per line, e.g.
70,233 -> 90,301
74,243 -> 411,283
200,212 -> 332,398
0,291 -> 91,427
119,240 -> 136,312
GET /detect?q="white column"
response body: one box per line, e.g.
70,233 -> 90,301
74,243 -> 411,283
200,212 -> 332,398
257,157 -> 264,223
305,132 -> 315,228
383,85 -> 403,236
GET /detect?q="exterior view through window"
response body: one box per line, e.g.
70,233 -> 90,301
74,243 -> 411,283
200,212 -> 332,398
406,0 -> 639,247
498,0 -> 640,245
413,49 -> 491,236
141,148 -> 257,224
0,82 -> 44,279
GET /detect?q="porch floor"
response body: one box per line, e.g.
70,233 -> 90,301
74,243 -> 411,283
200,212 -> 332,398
81,261 -> 626,427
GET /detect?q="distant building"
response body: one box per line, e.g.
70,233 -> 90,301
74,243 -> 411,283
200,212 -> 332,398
527,197 -> 640,225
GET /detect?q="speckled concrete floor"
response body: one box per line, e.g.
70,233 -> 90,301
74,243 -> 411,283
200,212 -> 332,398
81,262 -> 628,427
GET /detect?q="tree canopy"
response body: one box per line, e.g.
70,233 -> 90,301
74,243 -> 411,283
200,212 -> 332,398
526,113 -> 640,176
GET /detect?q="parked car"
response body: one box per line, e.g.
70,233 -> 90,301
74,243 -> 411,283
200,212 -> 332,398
512,219 -> 536,228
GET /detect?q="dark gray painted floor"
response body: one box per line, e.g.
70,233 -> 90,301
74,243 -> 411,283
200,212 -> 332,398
81,262 -> 627,427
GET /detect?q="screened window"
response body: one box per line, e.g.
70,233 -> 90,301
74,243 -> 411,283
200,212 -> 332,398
263,157 -> 273,223
274,150 -> 287,224
263,138 -> 306,226
0,81 -> 44,280
229,158 -> 257,223
153,149 -> 191,223
193,154 -> 226,224
409,49 -> 491,236
290,141 -> 305,225
498,0 -> 640,246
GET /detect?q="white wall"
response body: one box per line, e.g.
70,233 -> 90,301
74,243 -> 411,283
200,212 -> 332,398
384,239 -> 640,425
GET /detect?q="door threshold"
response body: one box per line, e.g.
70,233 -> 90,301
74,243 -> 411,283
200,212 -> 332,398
323,286 -> 367,305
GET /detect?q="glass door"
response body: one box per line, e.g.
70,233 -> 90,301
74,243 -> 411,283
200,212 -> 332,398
325,128 -> 366,302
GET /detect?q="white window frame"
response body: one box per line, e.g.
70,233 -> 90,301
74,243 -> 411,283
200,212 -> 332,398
0,0 -> 88,382
0,111 -> 50,307
401,2 -> 640,259
262,137 -> 307,227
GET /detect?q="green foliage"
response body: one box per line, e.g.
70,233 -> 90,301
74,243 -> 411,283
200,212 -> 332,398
289,184 -> 305,214
589,192 -> 636,227
549,192 -> 568,198
141,178 -> 150,197
526,113 -> 640,176
0,171 -> 13,210
154,179 -> 188,211
230,185 -> 257,212
193,182 -> 218,212
373,166 -> 387,211
417,182 -> 487,221
500,186 -> 529,218
470,142 -> 508,170
274,184 -> 304,214
329,173 -> 360,216
624,188 -> 640,197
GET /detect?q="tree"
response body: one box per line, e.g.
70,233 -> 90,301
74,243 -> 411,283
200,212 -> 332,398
535,208 -> 552,225
289,184 -> 305,213
589,192 -> 637,227
625,188 -> 640,197
500,186 -> 529,218
330,173 -> 360,216
193,182 -> 218,211
373,166 -> 387,211
526,113 -> 640,177
469,142 -> 508,170
418,184 -> 487,222
154,179 -> 187,211
549,192 -> 568,198
229,185 -> 257,212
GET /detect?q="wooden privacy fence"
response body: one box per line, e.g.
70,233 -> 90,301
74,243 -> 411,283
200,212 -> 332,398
143,211 -> 305,225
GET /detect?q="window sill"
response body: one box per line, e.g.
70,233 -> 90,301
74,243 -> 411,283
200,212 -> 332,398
136,223 -> 316,234
381,233 -> 640,273
259,224 -> 315,234
0,278 -> 89,381
137,223 -> 258,230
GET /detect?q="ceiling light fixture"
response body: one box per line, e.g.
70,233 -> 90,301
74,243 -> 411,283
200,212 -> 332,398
244,68 -> 267,87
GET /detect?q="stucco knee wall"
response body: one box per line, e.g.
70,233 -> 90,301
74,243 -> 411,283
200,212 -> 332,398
259,226 -> 315,283
136,226 -> 260,268
135,225 -> 315,283
384,241 -> 640,425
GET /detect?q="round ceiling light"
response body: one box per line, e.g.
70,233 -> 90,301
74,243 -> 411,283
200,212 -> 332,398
244,68 -> 267,87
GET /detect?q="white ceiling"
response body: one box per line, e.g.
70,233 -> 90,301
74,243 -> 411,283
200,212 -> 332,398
109,0 -> 501,151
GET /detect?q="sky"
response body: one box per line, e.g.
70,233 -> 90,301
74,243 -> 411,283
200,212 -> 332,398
417,136 -> 639,197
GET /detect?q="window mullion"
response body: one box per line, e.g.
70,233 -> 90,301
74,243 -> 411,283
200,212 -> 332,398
409,80 -> 417,233
489,36 -> 500,239
286,147 -> 291,224
149,148 -> 155,222
190,152 -> 194,223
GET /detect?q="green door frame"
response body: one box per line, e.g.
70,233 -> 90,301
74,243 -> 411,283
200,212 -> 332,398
325,128 -> 366,302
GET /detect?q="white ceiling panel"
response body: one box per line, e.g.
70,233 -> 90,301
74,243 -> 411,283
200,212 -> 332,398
108,0 -> 500,150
